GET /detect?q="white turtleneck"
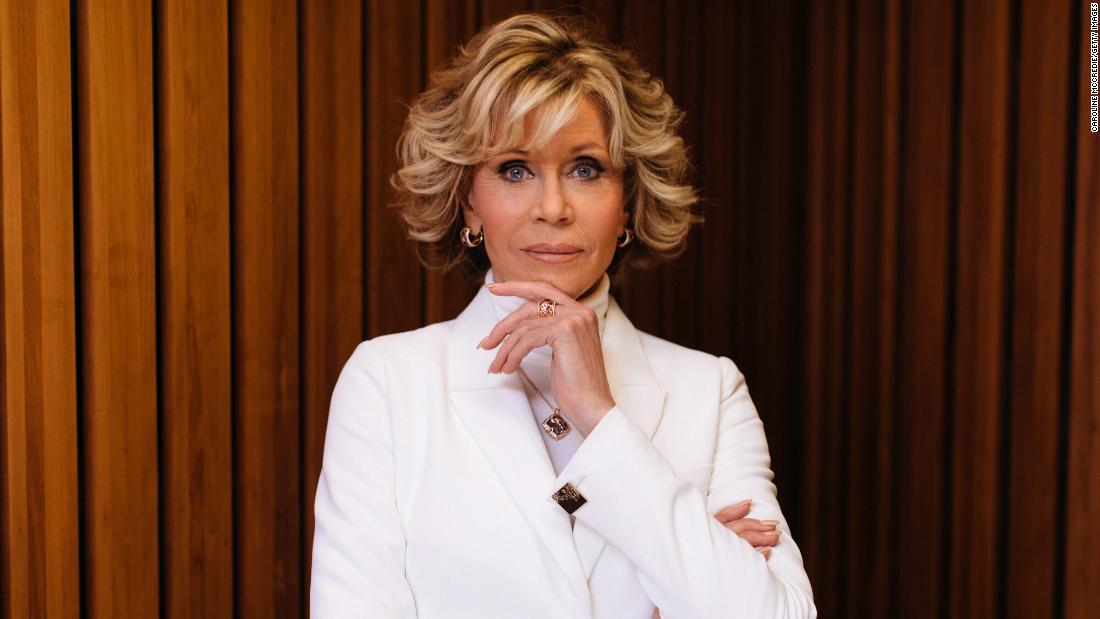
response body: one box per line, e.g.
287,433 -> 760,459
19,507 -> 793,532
483,267 -> 611,479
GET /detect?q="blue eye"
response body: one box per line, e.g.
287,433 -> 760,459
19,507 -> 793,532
573,158 -> 606,180
498,161 -> 531,183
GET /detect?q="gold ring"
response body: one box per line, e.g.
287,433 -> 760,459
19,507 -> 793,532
537,298 -> 556,318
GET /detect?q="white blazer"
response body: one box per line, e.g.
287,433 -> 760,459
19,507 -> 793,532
311,284 -> 816,618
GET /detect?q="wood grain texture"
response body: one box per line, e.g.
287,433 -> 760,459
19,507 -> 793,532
424,0 -> 482,326
231,0 -> 300,616
894,0 -> 956,616
948,0 -> 1012,616
158,0 -> 233,616
658,0 -> 703,351
1004,1 -> 1073,617
74,0 -> 160,615
801,0 -> 831,610
869,1 -> 902,615
301,0 -> 363,602
366,0 -> 424,338
697,0 -> 736,368
845,0 -> 887,615
1065,4 -> 1100,613
802,0 -> 850,614
0,0 -> 79,616
615,0 -> 664,331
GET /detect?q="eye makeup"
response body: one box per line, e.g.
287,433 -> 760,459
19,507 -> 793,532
494,156 -> 608,181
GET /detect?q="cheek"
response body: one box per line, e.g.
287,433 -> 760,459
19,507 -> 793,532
471,180 -> 524,231
571,185 -> 625,241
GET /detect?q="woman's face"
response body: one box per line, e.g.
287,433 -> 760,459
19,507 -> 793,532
464,96 -> 629,299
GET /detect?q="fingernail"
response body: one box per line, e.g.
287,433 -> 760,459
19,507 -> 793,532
485,282 -> 498,288
761,519 -> 780,527
735,499 -> 752,508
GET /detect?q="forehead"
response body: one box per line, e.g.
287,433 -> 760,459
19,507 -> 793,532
494,96 -> 611,157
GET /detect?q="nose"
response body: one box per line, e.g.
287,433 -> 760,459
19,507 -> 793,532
531,175 -> 573,224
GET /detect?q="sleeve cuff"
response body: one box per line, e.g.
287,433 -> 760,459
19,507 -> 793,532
548,404 -> 673,514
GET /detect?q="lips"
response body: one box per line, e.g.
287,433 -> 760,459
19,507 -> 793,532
521,242 -> 584,264
522,243 -> 582,254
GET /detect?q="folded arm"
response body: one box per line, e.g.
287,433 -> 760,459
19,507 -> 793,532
552,356 -> 816,618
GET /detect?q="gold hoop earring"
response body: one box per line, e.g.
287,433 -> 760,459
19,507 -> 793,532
460,226 -> 484,247
616,228 -> 634,248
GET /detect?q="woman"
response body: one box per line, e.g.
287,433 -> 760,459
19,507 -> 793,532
311,12 -> 815,618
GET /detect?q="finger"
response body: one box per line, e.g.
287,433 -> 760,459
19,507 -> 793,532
479,300 -> 570,350
486,279 -> 576,305
499,327 -> 551,374
713,500 -> 752,523
479,301 -> 536,350
756,547 -> 772,560
738,518 -> 780,533
728,528 -> 781,547
489,323 -> 534,373
723,518 -> 774,535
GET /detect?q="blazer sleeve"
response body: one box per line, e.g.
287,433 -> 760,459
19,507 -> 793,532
311,341 -> 418,618
552,355 -> 816,618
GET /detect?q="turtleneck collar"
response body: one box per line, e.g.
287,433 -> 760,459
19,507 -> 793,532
483,267 -> 611,359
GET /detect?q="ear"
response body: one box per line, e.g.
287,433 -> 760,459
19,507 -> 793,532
462,192 -> 483,231
619,202 -> 630,230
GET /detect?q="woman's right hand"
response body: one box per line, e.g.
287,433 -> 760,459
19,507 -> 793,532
713,499 -> 781,559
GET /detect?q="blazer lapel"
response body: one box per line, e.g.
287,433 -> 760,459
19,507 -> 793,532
448,287 -> 591,613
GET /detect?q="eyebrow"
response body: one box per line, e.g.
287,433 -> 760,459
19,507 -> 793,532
500,142 -> 608,156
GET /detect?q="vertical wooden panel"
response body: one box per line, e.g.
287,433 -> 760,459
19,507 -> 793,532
698,1 -> 735,379
159,0 -> 233,616
578,0 -> 623,41
301,0 -> 363,603
0,0 -> 80,616
845,0 -> 887,615
658,0 -> 702,350
803,0 -> 850,614
895,0 -> 955,615
948,0 -> 1012,616
1065,5 -> 1100,613
232,0 -> 300,615
75,0 -> 159,615
617,0 -> 663,330
737,0 -> 802,526
801,0 -> 829,610
869,1 -> 902,614
1004,0 -> 1073,616
481,0 -> 529,23
366,0 -> 424,337
424,0 -> 481,325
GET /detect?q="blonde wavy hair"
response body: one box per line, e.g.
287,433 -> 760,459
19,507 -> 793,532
390,11 -> 703,281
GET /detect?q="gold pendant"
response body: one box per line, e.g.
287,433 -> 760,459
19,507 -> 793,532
541,409 -> 571,440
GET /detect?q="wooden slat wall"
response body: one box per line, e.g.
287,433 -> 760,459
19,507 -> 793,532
232,0 -> 300,616
75,1 -> 160,615
804,0 -> 1098,617
158,0 -> 232,616
0,1 -> 79,617
1,1 -> 1097,616
301,0 -> 363,607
